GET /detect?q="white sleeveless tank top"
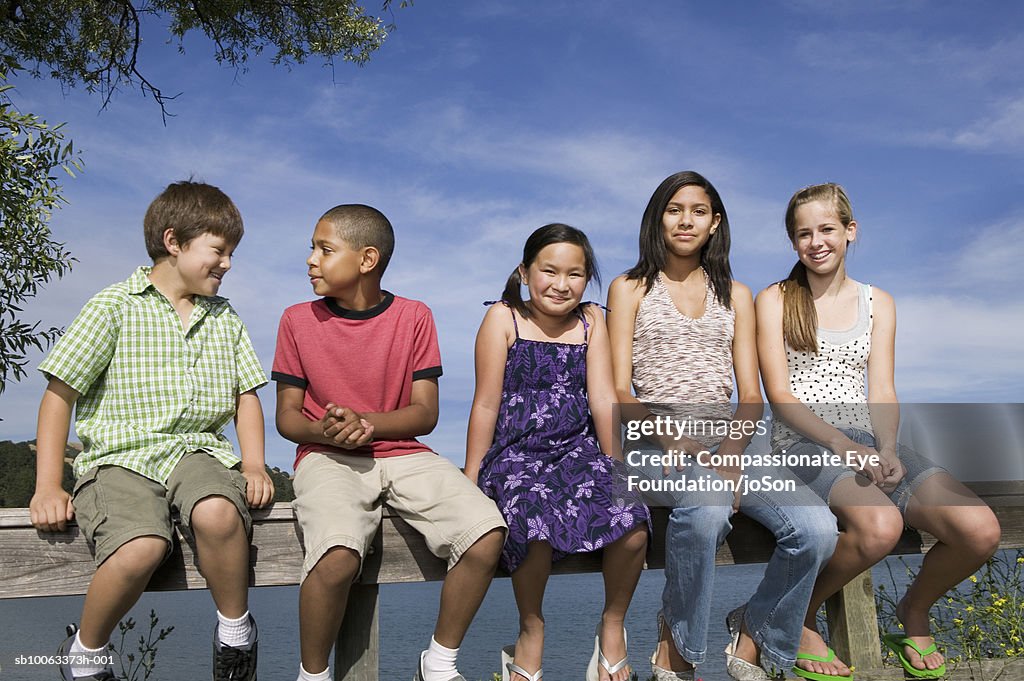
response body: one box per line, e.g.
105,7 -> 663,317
772,282 -> 874,446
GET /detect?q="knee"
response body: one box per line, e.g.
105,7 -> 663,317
107,536 -> 167,578
669,503 -> 730,543
460,528 -> 504,572
952,507 -> 1001,560
190,496 -> 244,541
849,507 -> 903,561
309,546 -> 360,589
788,512 -> 839,563
519,612 -> 545,633
617,527 -> 648,556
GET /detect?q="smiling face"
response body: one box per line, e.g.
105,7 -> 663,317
661,184 -> 722,258
173,231 -> 234,297
306,219 -> 367,298
520,242 -> 589,319
790,199 -> 857,274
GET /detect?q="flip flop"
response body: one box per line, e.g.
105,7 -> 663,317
882,633 -> 947,678
792,647 -> 853,681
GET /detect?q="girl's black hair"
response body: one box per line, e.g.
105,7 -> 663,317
624,170 -> 733,308
502,223 -> 600,318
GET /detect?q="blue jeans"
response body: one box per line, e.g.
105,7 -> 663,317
783,427 -> 946,515
636,456 -> 838,673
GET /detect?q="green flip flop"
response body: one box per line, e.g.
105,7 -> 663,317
792,647 -> 853,681
882,633 -> 947,678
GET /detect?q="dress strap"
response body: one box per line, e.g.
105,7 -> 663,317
864,283 -> 874,329
577,301 -> 607,343
483,300 -> 520,338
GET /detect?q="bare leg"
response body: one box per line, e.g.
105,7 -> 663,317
78,536 -> 168,648
797,479 -> 904,678
896,473 -> 1001,672
599,527 -> 647,681
299,546 -> 361,674
653,614 -> 693,672
433,528 -> 504,647
191,496 -> 250,618
508,542 -> 553,680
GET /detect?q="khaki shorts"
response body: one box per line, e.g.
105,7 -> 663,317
72,451 -> 252,566
292,451 -> 506,578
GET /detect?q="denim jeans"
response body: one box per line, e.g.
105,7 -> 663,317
637,456 -> 838,673
783,427 -> 946,515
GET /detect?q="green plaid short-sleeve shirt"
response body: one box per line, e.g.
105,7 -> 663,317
38,267 -> 267,484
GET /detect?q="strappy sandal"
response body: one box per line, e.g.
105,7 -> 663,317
651,612 -> 696,681
724,606 -> 782,681
882,633 -> 946,678
502,644 -> 543,681
586,624 -> 629,681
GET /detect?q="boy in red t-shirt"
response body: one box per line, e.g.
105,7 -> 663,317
273,204 -> 506,681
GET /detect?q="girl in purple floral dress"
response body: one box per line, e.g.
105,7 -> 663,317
465,224 -> 650,681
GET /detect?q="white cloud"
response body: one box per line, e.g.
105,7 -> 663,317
951,215 -> 1024,285
895,295 -> 1024,401
949,97 -> 1024,152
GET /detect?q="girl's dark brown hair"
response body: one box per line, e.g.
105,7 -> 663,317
624,170 -> 732,308
502,223 -> 599,318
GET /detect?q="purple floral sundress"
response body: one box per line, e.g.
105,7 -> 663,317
477,303 -> 650,572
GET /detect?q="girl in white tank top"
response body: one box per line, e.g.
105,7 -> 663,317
756,183 -> 1001,680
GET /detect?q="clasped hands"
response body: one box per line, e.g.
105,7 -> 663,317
319,402 -> 374,449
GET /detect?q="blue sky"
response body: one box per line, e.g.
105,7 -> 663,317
2,0 -> 1022,471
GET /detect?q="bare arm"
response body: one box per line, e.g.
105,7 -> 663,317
585,306 -> 623,459
361,377 -> 439,440
756,284 -> 855,452
464,305 -> 513,483
274,382 -> 366,446
717,282 -> 764,458
606,275 -> 703,455
865,288 -> 899,448
235,389 -> 274,508
865,289 -> 904,488
30,378 -> 78,531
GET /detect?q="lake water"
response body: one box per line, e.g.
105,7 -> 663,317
0,556 -> 931,681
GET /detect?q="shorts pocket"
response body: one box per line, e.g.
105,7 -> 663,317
71,467 -> 107,545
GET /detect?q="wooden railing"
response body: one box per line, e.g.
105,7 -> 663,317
2,480 -> 1022,680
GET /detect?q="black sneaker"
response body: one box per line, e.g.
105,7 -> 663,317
213,615 -> 258,681
57,624 -> 116,681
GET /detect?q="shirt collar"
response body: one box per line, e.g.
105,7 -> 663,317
127,266 -> 224,311
127,266 -> 156,295
325,291 -> 395,319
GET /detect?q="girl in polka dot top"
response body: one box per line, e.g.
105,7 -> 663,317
755,183 -> 1001,681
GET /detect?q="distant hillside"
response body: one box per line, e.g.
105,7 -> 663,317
0,440 -> 295,507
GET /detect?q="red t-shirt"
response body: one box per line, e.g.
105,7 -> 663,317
272,292 -> 443,469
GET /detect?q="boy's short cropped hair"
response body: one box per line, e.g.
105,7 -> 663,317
143,180 -> 244,260
319,204 -> 396,274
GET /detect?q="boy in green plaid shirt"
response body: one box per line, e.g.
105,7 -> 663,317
30,181 -> 273,681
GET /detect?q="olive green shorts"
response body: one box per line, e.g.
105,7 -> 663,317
72,451 -> 252,566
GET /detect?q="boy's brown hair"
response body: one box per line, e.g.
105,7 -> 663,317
143,181 -> 244,260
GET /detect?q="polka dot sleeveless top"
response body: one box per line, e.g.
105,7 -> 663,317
631,272 -> 735,449
772,283 -> 874,447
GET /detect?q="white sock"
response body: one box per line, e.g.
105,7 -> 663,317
421,636 -> 459,681
297,663 -> 331,681
70,631 -> 109,677
217,610 -> 252,647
